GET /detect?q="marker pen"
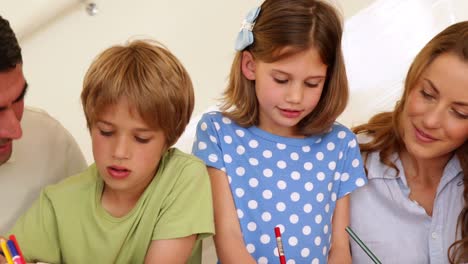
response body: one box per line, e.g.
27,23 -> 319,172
0,239 -> 13,264
6,240 -> 22,264
274,226 -> 286,264
9,235 -> 26,264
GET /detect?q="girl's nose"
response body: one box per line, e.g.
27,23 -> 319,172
285,83 -> 303,103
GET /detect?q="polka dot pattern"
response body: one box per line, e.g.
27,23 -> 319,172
193,112 -> 367,263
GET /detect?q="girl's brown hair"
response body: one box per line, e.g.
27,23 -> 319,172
352,21 -> 468,263
221,0 -> 348,135
81,39 -> 194,147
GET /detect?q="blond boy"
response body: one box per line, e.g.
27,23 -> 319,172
3,40 -> 214,264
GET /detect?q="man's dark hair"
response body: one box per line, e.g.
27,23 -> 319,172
0,15 -> 22,71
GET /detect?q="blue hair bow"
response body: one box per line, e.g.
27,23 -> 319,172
234,6 -> 261,51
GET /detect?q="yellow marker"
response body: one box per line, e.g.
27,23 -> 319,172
0,238 -> 14,264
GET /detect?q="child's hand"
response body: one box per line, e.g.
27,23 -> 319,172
0,236 -> 35,264
328,251 -> 352,264
328,196 -> 352,264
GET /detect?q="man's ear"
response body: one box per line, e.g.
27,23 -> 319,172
241,51 -> 256,80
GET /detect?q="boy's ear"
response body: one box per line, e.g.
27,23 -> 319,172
241,51 -> 256,80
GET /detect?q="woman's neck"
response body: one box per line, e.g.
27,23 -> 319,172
399,149 -> 454,216
399,149 -> 452,185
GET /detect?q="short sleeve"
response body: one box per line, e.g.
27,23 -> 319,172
192,113 -> 225,170
336,132 -> 367,198
152,161 -> 214,240
8,191 -> 61,263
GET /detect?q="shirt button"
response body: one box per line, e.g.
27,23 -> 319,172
431,232 -> 438,239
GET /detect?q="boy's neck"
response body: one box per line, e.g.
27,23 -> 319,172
101,186 -> 143,218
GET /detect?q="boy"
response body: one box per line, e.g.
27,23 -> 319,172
2,40 -> 214,263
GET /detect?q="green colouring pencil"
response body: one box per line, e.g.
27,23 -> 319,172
346,226 -> 382,264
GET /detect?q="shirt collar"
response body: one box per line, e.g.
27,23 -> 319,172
438,156 -> 463,188
366,151 -> 462,184
366,151 -> 400,180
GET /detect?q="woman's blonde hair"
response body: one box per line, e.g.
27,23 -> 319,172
221,0 -> 348,136
81,39 -> 194,147
352,21 -> 468,263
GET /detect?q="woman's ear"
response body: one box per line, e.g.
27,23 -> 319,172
241,51 -> 256,80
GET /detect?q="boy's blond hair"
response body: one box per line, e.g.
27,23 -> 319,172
81,39 -> 194,147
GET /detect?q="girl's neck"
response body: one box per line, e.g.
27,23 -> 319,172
258,123 -> 304,138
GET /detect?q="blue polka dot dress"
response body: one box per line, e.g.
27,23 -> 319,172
192,112 -> 367,264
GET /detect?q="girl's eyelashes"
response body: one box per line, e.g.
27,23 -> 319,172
273,78 -> 320,88
305,82 -> 319,88
273,77 -> 288,84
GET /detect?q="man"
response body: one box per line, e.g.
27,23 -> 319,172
0,15 -> 87,233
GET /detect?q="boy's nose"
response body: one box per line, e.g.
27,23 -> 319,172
112,137 -> 130,160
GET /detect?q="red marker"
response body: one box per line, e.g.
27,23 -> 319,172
274,226 -> 286,264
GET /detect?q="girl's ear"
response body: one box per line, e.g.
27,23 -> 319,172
241,51 -> 256,80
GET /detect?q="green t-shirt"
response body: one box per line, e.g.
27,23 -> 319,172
9,148 -> 214,264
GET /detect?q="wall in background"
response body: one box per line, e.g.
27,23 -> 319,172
3,0 -> 468,163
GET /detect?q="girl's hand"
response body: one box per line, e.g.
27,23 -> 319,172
207,167 -> 257,264
328,195 -> 352,264
328,251 -> 352,264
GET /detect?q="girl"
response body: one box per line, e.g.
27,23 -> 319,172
192,1 -> 367,263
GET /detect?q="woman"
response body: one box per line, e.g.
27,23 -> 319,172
350,21 -> 468,264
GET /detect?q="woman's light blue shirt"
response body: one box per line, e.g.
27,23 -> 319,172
350,150 -> 463,264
